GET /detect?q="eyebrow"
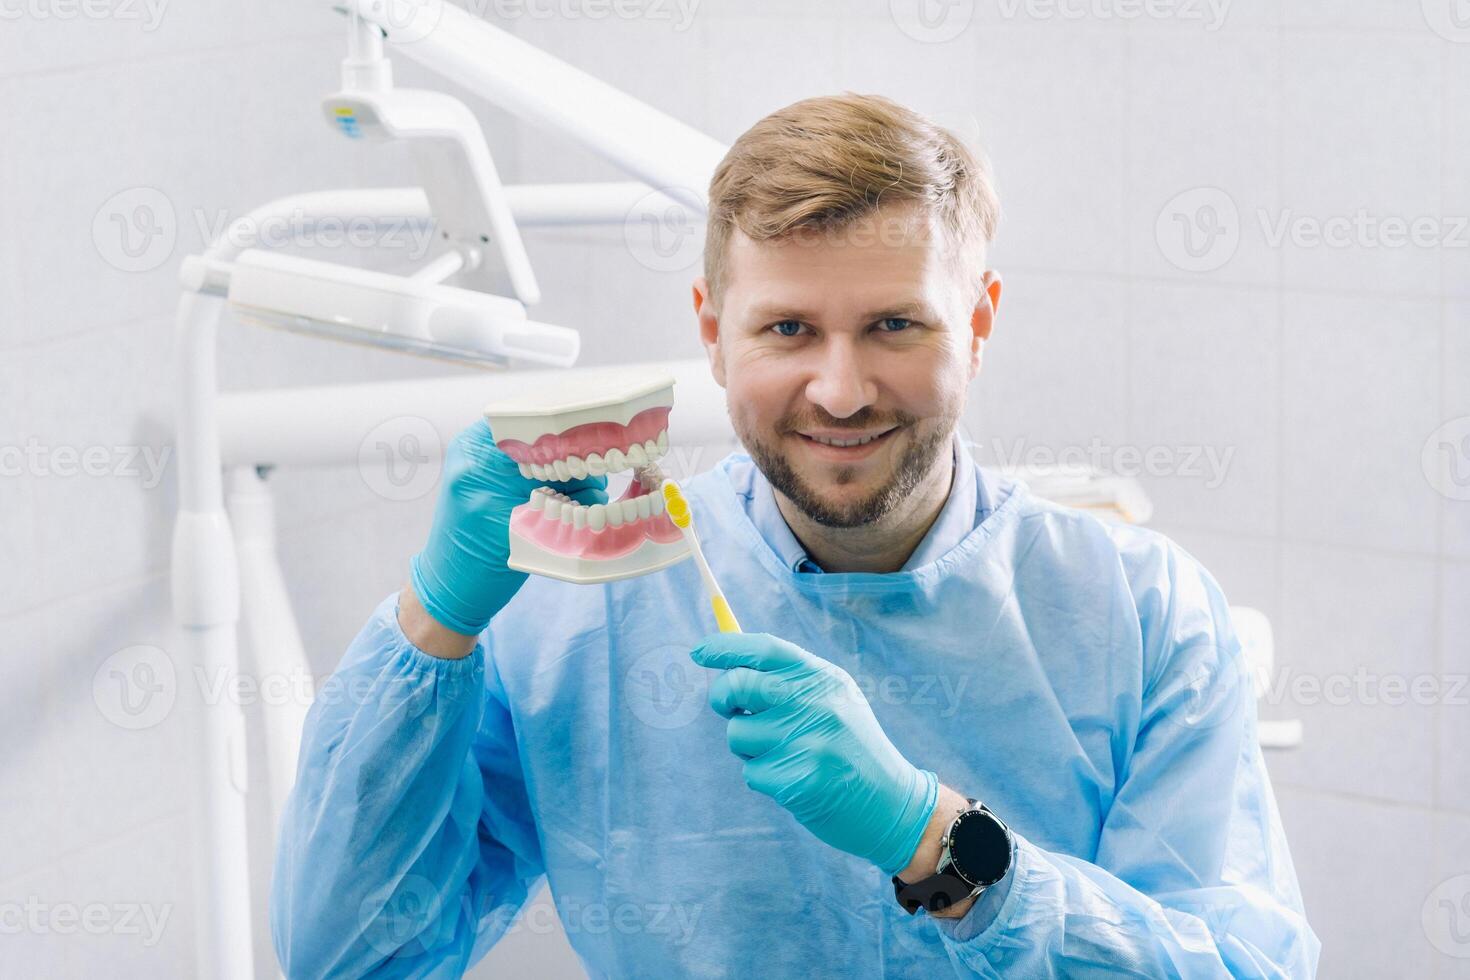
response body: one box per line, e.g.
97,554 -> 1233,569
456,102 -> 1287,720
747,301 -> 932,322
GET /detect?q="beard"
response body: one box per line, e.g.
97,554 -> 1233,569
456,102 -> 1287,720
736,406 -> 957,529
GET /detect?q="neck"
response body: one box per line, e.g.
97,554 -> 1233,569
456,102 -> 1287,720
775,445 -> 956,574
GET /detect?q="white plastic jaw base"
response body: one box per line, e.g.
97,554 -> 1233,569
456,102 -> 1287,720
508,532 -> 690,585
481,369 -> 675,446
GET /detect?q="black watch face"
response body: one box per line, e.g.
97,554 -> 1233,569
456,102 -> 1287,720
949,810 -> 1011,887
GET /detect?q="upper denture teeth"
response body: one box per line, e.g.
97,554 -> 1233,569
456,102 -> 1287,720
604,448 -> 626,471
587,504 -> 606,531
566,455 -> 588,479
531,463 -> 548,480
643,439 -> 660,461
552,459 -> 572,481
586,452 -> 607,477
627,444 -> 648,468
518,463 -> 533,479
657,430 -> 668,452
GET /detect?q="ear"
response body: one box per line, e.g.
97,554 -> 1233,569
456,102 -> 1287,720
966,270 -> 1002,381
693,276 -> 727,389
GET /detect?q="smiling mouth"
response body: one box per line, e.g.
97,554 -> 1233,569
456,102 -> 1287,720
794,426 -> 900,457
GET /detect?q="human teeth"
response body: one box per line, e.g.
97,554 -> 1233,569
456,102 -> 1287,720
572,506 -> 586,530
545,497 -> 562,520
811,432 -> 882,448
588,504 -> 606,531
657,429 -> 668,452
606,502 -> 624,527
650,490 -> 664,515
636,494 -> 651,520
627,443 -> 648,468
518,463 -> 533,479
586,452 -> 607,477
566,455 -> 588,479
605,448 -> 627,471
620,499 -> 639,523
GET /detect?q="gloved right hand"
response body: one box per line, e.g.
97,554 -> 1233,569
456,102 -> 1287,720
410,419 -> 608,636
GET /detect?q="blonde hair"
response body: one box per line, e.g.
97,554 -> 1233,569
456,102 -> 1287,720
703,92 -> 999,314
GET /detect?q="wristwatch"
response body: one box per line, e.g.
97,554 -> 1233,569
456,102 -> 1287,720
892,799 -> 1013,915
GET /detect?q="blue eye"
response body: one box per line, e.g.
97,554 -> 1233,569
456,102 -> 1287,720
880,317 -> 912,332
771,320 -> 804,337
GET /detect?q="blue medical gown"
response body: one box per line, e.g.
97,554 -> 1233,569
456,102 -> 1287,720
271,454 -> 1320,978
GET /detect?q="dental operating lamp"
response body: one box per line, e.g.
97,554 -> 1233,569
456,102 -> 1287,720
170,4 -> 727,976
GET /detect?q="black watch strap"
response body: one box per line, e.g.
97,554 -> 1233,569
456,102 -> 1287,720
891,871 -> 976,915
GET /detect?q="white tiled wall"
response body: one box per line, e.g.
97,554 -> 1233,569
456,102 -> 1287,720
3,1 -> 1467,977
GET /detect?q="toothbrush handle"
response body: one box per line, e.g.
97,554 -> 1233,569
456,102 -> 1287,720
711,594 -> 742,633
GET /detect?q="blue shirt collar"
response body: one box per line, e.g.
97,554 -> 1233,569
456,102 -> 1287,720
735,432 -> 990,574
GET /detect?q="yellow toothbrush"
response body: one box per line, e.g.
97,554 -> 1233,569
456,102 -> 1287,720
662,479 -> 742,633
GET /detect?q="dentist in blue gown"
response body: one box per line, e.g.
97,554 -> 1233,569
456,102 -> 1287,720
271,94 -> 1320,978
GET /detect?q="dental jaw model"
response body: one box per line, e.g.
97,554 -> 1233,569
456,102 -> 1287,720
484,369 -> 690,584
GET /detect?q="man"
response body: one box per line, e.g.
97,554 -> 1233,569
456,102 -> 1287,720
272,93 -> 1320,977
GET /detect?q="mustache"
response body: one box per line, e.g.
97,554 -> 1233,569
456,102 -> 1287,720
779,409 -> 916,433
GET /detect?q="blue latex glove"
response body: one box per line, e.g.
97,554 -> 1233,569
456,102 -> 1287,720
410,419 -> 607,635
691,632 -> 939,876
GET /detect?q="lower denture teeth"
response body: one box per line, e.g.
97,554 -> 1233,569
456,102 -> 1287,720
620,499 -> 639,523
529,489 -> 546,510
545,497 -> 562,520
606,503 -> 624,527
587,504 -> 606,531
561,504 -> 574,526
572,506 -> 586,530
650,490 -> 664,515
636,494 -> 651,520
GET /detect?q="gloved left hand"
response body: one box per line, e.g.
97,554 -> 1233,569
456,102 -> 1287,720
690,632 -> 939,876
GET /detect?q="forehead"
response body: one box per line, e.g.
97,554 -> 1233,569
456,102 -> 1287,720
722,203 -> 954,322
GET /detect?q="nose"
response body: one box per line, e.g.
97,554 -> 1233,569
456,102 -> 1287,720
802,337 -> 878,420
